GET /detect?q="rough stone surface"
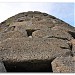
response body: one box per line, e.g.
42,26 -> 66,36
0,61 -> 6,72
0,11 -> 75,72
0,31 -> 27,41
69,39 -> 75,56
32,29 -> 72,40
0,38 -> 71,62
51,56 -> 75,73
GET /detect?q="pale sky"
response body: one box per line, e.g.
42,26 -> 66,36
0,2 -> 74,27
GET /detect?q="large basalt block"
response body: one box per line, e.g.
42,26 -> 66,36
51,56 -> 75,73
0,31 -> 27,41
0,38 -> 71,62
32,29 -> 72,40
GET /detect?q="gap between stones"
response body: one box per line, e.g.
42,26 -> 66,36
3,60 -> 53,72
26,29 -> 36,37
47,36 -> 69,40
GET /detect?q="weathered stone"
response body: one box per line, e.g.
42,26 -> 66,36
0,31 -> 27,41
0,61 -> 6,72
4,26 -> 15,32
9,21 -> 54,30
0,38 -> 71,62
51,25 -> 75,33
32,29 -> 72,40
0,11 -> 75,72
51,56 -> 75,73
70,39 -> 75,56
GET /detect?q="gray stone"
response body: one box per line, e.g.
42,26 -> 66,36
0,31 -> 27,41
69,39 -> 75,56
0,38 -> 71,62
51,56 -> 75,73
0,61 -> 6,72
32,29 -> 72,40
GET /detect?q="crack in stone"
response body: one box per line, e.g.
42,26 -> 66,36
47,36 -> 69,40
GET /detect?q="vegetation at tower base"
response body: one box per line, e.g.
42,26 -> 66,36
0,11 -> 75,72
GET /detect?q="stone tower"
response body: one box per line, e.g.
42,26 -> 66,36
0,11 -> 75,72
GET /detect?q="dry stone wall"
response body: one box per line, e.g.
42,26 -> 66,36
0,11 -> 75,72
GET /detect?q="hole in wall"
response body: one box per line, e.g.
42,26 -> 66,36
26,29 -> 36,37
3,60 -> 53,72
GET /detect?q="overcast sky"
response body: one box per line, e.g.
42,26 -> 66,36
0,2 -> 74,27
